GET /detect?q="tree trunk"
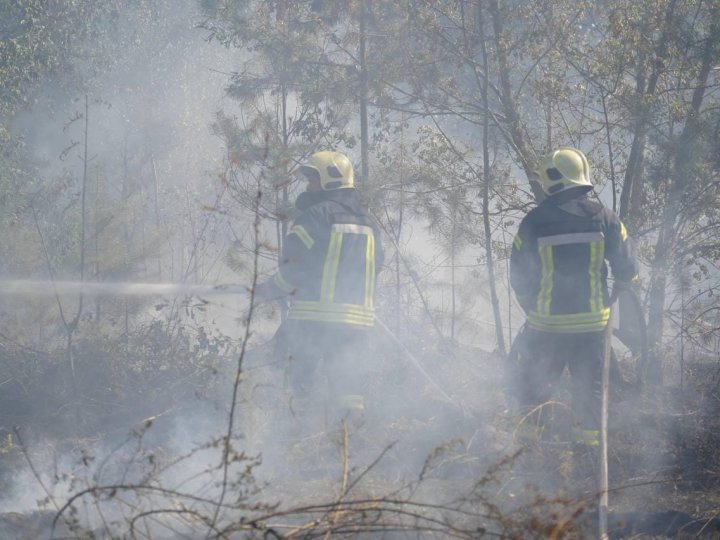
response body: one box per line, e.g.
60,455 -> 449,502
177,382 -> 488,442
619,1 -> 677,221
488,0 -> 533,177
645,16 -> 716,357
359,1 -> 370,185
479,1 -> 506,355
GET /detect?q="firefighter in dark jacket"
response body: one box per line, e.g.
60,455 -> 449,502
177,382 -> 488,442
256,150 -> 384,418
509,147 -> 638,448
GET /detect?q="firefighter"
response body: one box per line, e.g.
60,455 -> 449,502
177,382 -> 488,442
255,150 -> 384,422
509,147 -> 638,450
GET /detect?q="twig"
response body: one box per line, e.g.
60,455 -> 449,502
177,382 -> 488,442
14,427 -> 79,538
206,182 -> 263,538
320,421 -> 351,540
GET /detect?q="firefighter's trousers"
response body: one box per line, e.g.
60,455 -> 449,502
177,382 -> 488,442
509,327 -> 604,441
273,319 -> 373,425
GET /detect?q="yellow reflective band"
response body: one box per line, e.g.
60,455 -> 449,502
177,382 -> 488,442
513,234 -> 522,250
320,231 -> 343,302
289,300 -> 375,326
589,241 -> 598,312
527,317 -> 609,333
588,240 -> 605,313
537,245 -> 554,315
527,318 -> 609,328
530,324 -> 606,334
528,308 -> 611,322
289,311 -> 375,326
273,270 -> 295,293
527,308 -> 610,333
365,234 -> 376,308
619,221 -> 628,241
291,300 -> 375,316
538,232 -> 604,246
289,225 -> 314,249
333,223 -> 373,235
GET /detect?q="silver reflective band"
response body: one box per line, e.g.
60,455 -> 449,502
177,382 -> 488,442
332,223 -> 373,235
538,232 -> 604,246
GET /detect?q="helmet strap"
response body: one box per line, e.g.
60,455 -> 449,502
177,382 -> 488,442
530,181 -> 546,203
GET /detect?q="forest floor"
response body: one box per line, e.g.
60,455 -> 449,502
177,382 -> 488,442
1,334 -> 720,538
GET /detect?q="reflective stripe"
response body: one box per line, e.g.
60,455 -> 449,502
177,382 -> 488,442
273,270 -> 295,293
527,308 -> 610,333
289,312 -> 374,326
596,240 -> 605,310
588,240 -> 605,312
289,300 -> 375,326
619,221 -> 628,241
513,234 -> 522,250
320,231 -> 343,302
289,225 -> 314,249
538,232 -> 604,246
529,309 -> 611,322
537,245 -> 554,315
365,234 -> 375,308
332,223 -> 373,235
589,241 -> 599,312
289,306 -> 374,326
291,300 -> 375,317
529,322 -> 607,333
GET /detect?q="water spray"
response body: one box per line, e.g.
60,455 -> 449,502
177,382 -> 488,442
0,279 -> 248,297
1,279 -> 466,415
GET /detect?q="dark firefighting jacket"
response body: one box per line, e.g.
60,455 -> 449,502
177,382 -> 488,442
510,189 -> 638,333
271,189 -> 384,327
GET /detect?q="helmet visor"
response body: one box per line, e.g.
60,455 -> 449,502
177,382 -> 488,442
298,165 -> 321,183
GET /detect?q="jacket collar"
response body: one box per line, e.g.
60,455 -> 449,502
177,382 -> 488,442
295,188 -> 357,211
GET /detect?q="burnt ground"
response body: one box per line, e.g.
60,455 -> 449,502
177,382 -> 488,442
1,335 -> 720,538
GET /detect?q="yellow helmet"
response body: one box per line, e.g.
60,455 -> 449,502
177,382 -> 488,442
534,147 -> 592,197
298,150 -> 354,190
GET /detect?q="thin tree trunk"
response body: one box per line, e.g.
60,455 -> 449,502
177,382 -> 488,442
395,117 -> 405,333
600,91 -> 617,213
150,152 -> 162,279
619,0 -> 677,221
359,1 -> 369,184
94,165 -> 101,325
64,94 -> 91,423
277,3 -> 290,322
450,201 -> 457,343
487,0 -> 533,177
646,16 -> 716,358
479,1 -> 506,356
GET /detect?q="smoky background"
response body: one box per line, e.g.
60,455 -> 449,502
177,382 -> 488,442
1,0 -> 719,538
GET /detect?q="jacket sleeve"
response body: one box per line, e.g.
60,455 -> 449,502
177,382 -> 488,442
604,212 -> 638,284
271,209 -> 325,295
510,218 -> 539,312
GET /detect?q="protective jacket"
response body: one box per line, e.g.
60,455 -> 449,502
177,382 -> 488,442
271,189 -> 384,327
511,188 -> 637,333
